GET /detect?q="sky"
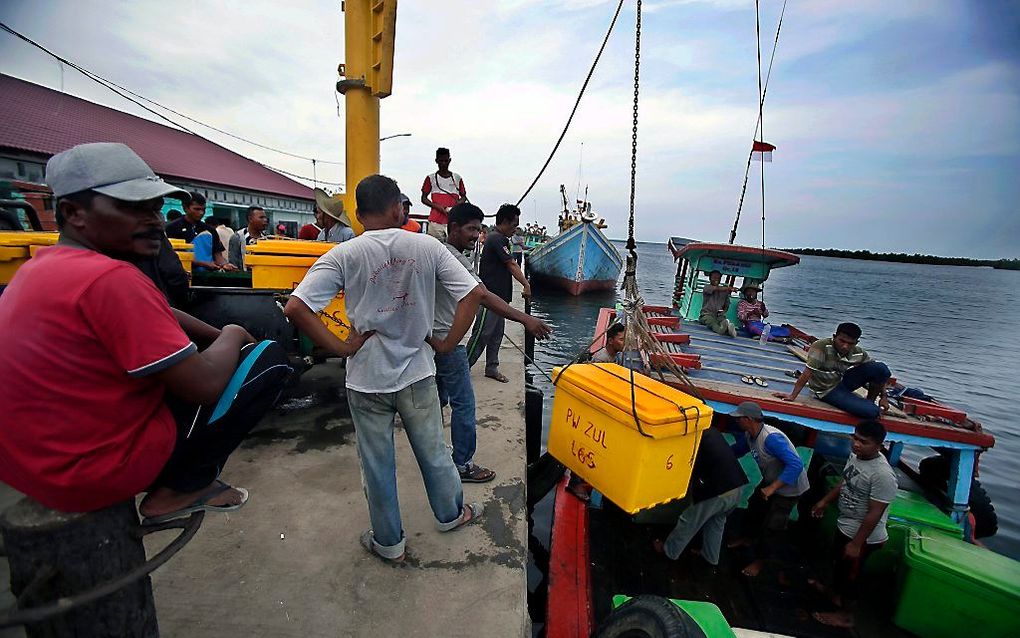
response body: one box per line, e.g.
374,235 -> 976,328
1,0 -> 1018,258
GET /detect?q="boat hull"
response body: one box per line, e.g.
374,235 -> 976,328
526,222 -> 622,296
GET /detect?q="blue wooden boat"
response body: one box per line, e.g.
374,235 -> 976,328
526,187 -> 622,295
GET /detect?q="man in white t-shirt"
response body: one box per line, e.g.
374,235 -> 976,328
809,419 -> 898,629
421,147 -> 466,242
284,174 -> 485,564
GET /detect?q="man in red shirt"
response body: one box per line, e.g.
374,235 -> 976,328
420,147 -> 466,242
0,143 -> 290,521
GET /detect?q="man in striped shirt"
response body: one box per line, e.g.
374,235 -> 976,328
775,322 -> 891,419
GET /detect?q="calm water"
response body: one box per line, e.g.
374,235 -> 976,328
526,241 -> 1020,562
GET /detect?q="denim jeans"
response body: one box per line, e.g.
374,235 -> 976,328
820,361 -> 892,419
434,346 -> 477,468
664,488 -> 742,564
347,377 -> 464,558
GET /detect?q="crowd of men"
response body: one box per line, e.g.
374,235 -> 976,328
0,142 -> 906,629
0,142 -> 551,568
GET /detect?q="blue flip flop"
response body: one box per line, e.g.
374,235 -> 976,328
142,479 -> 249,525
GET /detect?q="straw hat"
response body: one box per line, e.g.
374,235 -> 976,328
314,188 -> 353,227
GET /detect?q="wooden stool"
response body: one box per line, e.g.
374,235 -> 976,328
1,498 -> 202,637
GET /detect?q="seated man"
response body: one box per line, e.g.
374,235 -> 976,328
810,420 -> 897,629
775,322 -> 891,419
0,143 -> 289,521
736,282 -> 791,340
591,322 -> 625,363
699,270 -> 738,337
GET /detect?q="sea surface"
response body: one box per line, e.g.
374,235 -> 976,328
524,240 -> 1020,578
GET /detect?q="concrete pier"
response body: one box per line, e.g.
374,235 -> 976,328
1,297 -> 530,637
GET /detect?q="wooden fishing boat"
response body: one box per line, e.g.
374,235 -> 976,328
526,185 -> 622,295
543,241 -> 1019,637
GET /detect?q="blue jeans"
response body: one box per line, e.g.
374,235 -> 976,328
435,346 -> 477,468
347,377 -> 464,558
664,488 -> 742,565
821,361 -> 892,419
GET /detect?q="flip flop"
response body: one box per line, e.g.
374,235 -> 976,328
753,376 -> 769,387
740,375 -> 754,385
485,372 -> 510,383
438,502 -> 484,532
142,479 -> 249,525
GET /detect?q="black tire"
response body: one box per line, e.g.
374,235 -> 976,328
918,454 -> 998,538
968,481 -> 998,538
593,595 -> 707,638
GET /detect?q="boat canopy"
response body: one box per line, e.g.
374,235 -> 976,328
667,240 -> 800,321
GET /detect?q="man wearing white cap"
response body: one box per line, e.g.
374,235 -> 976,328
314,187 -> 356,243
0,143 -> 289,523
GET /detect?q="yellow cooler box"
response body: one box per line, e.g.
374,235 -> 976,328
548,363 -> 712,514
244,240 -> 350,342
0,231 -> 59,284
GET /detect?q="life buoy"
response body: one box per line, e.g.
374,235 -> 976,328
594,596 -> 707,638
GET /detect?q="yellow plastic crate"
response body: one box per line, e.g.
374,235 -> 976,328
167,238 -> 190,251
243,253 -> 350,342
247,239 -> 334,257
0,245 -> 29,285
0,231 -> 59,247
548,363 -> 713,513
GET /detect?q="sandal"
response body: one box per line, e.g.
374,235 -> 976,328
142,479 -> 249,525
740,375 -> 754,385
753,376 -> 769,387
485,372 -> 510,383
438,502 -> 484,532
360,530 -> 405,565
459,462 -> 496,483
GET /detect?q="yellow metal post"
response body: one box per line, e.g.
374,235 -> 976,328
338,0 -> 396,235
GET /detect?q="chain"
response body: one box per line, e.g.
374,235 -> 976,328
626,0 -> 642,256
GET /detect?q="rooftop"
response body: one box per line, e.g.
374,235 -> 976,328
0,74 -> 313,201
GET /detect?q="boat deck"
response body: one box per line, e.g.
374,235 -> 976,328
593,308 -> 993,451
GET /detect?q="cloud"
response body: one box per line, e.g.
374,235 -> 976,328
0,0 -> 1016,258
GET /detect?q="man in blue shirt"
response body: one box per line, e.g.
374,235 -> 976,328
728,401 -> 810,577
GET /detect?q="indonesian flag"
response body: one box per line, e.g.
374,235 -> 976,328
751,140 -> 776,162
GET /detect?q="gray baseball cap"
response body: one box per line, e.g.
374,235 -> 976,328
400,193 -> 412,206
730,401 -> 764,421
46,142 -> 188,201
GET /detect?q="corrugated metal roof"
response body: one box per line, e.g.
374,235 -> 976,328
0,74 -> 314,201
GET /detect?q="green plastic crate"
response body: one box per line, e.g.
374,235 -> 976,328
894,531 -> 1020,638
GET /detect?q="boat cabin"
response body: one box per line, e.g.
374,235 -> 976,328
668,237 -> 799,324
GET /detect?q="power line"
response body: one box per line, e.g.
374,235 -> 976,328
0,21 -> 346,177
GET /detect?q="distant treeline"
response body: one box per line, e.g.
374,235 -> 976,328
786,248 -> 1020,270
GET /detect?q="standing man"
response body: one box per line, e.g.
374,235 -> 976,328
774,322 -> 892,419
728,401 -> 810,577
165,191 -> 236,271
700,270 -> 738,337
314,187 -> 356,243
654,426 -> 748,567
421,147 -> 466,242
810,420 -> 897,629
284,175 -> 485,564
467,204 -> 532,383
229,206 -> 269,269
436,203 -> 551,483
0,143 -> 288,522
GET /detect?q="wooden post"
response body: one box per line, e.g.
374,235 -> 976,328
1,498 -> 158,637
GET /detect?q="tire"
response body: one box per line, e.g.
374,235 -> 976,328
918,454 -> 998,538
593,595 -> 707,638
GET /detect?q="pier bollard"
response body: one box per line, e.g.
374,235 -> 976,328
1,497 -> 203,637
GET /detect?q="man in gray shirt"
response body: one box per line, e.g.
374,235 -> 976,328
285,175 -> 485,564
434,203 -> 551,483
700,270 -> 738,337
810,420 -> 897,629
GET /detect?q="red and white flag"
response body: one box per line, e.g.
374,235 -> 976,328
751,140 -> 776,162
